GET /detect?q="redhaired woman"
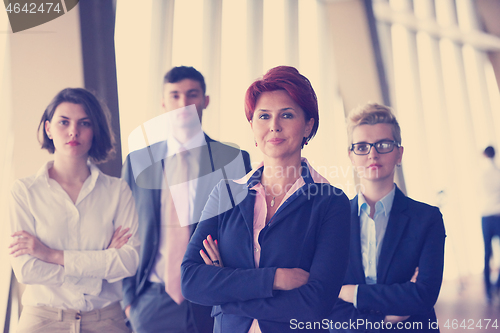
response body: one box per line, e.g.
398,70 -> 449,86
181,66 -> 351,333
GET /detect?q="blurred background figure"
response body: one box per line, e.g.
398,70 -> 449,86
121,66 -> 251,333
480,146 -> 500,303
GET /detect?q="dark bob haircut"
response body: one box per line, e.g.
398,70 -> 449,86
37,88 -> 115,163
244,66 -> 319,145
163,66 -> 206,95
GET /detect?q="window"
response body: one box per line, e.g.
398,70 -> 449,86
374,0 -> 500,279
115,0 -> 351,193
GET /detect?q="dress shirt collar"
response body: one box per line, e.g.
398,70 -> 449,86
34,160 -> 102,189
235,157 -> 329,188
166,130 -> 206,157
358,184 -> 396,218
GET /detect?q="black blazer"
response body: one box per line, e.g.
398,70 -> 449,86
182,162 -> 351,332
122,134 -> 251,333
329,186 -> 446,333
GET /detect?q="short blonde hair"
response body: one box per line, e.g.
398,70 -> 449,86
346,103 -> 401,146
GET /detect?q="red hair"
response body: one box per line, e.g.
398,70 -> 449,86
244,66 -> 319,142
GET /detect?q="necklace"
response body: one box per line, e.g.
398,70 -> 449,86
263,185 -> 278,207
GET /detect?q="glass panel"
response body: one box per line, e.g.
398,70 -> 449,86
171,0 -> 204,70
435,0 -> 458,27
390,0 -> 412,12
391,24 -> 434,203
219,0 -> 251,149
485,60 -> 500,149
413,0 -> 435,20
115,1 -> 155,153
263,0 -> 286,71
462,45 -> 495,149
375,0 -> 500,280
440,37 -> 483,274
456,0 -> 479,32
298,0 -> 319,82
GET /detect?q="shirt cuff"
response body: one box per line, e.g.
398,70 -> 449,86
353,284 -> 359,308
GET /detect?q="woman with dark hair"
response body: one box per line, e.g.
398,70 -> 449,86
181,66 -> 351,332
9,88 -> 140,333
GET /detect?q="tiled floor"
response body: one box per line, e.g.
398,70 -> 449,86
435,274 -> 500,332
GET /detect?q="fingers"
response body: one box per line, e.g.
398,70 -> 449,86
9,239 -> 34,257
11,230 -> 34,238
117,232 -> 132,243
10,248 -> 30,257
11,247 -> 33,257
117,227 -> 130,239
115,233 -> 132,249
108,227 -> 132,249
385,315 -> 410,324
9,237 -> 26,248
112,226 -> 130,240
110,226 -> 121,240
203,235 -> 218,260
109,234 -> 132,249
273,268 -> 310,291
200,249 -> 213,265
9,237 -> 31,254
125,305 -> 131,318
9,243 -> 25,256
202,235 -> 222,266
410,267 -> 419,283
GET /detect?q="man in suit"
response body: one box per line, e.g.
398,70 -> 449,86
329,103 -> 445,332
122,66 -> 252,333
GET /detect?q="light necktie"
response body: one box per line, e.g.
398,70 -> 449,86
164,147 -> 191,304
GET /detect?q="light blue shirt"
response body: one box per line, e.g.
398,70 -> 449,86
353,185 -> 396,307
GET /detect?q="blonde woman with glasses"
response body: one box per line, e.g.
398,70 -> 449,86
329,103 -> 445,333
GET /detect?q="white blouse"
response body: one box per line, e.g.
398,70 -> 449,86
9,161 -> 140,311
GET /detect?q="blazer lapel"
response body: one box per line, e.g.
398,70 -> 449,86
238,188 -> 257,237
191,135 -> 215,226
267,193 -> 309,229
266,163 -> 313,229
377,187 -> 409,283
349,196 -> 366,283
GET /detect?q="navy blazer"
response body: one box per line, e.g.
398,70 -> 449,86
329,186 -> 446,333
181,163 -> 351,333
122,134 -> 251,333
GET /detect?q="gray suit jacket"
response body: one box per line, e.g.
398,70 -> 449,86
122,134 -> 251,333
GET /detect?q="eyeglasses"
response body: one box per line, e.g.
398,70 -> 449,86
350,140 -> 400,155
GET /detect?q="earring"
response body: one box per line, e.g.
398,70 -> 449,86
302,137 -> 308,147
255,140 -> 258,147
397,163 -> 402,167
